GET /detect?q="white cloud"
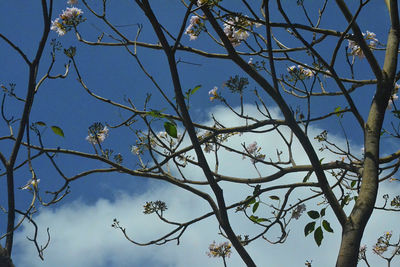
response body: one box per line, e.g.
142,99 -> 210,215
12,105 -> 400,266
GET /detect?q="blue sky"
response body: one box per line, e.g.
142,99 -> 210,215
1,1 -> 400,266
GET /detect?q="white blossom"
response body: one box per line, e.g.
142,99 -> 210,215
223,17 -> 250,47
298,65 -> 315,77
233,29 -> 249,41
60,7 -> 83,20
246,142 -> 258,154
324,70 -> 332,78
185,15 -> 202,40
190,15 -> 200,25
51,7 -> 84,36
86,126 -> 109,144
131,146 -> 140,155
243,141 -> 265,163
197,0 -> 208,6
347,31 -> 378,59
51,18 -> 66,36
287,65 -> 315,78
20,178 -> 40,190
208,86 -> 218,101
387,93 -> 398,110
287,65 -> 296,72
157,131 -> 168,139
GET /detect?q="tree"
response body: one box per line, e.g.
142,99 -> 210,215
1,0 -> 400,266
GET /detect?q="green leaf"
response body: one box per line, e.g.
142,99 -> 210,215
36,121 -> 46,126
322,220 -> 334,233
304,221 -> 316,236
314,226 -> 323,246
320,208 -> 326,217
164,121 -> 177,138
252,202 -> 259,213
307,210 -> 320,219
249,215 -> 258,223
51,126 -> 64,137
246,196 -> 256,205
319,157 -> 325,164
190,85 -> 201,95
185,85 -> 202,100
351,180 -> 357,188
341,195 -> 350,208
334,106 -> 342,117
256,217 -> 269,223
269,195 -> 280,200
147,109 -> 166,119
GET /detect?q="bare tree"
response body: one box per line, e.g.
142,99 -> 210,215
1,1 -> 400,266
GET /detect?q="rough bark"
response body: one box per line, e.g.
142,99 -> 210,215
335,1 -> 399,266
0,245 -> 15,267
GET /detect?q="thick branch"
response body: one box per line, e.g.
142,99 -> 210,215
201,4 -> 347,226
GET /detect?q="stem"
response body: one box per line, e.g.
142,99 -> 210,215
137,1 -> 256,265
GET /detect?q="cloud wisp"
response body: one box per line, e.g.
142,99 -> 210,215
13,105 -> 399,267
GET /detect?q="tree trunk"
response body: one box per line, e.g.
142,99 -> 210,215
336,221 -> 364,267
0,245 -> 15,267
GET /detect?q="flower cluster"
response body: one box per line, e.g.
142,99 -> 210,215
185,12 -> 260,46
51,6 -> 85,36
358,245 -> 367,261
206,241 -> 232,258
373,231 -> 393,255
197,130 -> 240,154
223,16 -> 252,47
197,0 -> 222,6
203,142 -> 213,153
131,145 -> 141,155
291,203 -> 306,220
248,58 -> 265,71
208,86 -> 219,101
248,58 -> 253,65
131,130 -> 181,157
243,141 -> 266,163
154,131 -> 181,148
185,15 -> 204,41
390,195 -> 400,208
388,94 -> 399,110
143,200 -> 167,215
348,31 -> 378,59
86,123 -> 109,144
237,235 -> 250,246
287,65 -> 315,79
196,131 -> 215,153
225,75 -> 249,93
